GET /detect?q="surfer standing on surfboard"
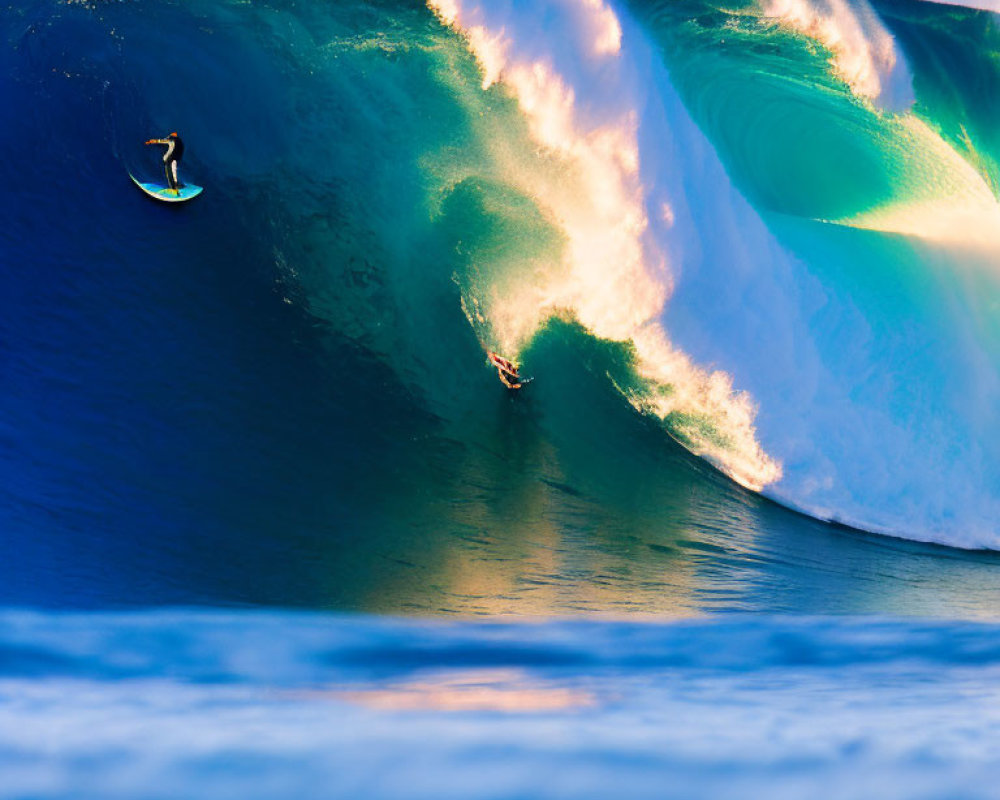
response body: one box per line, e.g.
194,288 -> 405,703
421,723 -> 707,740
144,132 -> 184,192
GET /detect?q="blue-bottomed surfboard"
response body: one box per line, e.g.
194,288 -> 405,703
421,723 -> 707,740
129,173 -> 203,203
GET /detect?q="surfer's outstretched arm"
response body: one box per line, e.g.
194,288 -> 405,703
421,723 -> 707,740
144,138 -> 177,160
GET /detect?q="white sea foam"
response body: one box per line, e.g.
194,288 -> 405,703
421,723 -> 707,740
762,0 -> 914,111
428,0 -> 782,491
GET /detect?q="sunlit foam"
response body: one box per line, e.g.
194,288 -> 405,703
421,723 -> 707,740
428,0 -> 783,491
839,117 -> 1000,249
844,201 -> 1000,249
762,0 -> 914,112
582,0 -> 623,56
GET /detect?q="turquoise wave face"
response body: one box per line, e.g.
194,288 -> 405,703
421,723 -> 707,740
630,0 -> 1000,220
631,0 -> 904,220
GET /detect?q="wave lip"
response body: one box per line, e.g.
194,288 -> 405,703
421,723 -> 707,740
762,0 -> 915,111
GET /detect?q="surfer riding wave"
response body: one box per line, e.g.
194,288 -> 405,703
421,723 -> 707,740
489,352 -> 529,390
145,132 -> 184,192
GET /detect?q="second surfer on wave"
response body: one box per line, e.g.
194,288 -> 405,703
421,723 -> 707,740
488,351 -> 531,390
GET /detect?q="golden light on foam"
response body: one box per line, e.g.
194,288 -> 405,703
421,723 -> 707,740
606,117 -> 641,176
481,51 -> 665,340
429,0 -> 458,24
844,201 -> 1000,250
762,0 -> 900,106
427,0 -> 507,89
583,0 -> 623,56
628,327 -> 783,491
841,116 -> 1000,251
506,61 -> 578,155
466,24 -> 508,90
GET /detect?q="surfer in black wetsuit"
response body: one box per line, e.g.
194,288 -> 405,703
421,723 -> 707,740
145,132 -> 184,192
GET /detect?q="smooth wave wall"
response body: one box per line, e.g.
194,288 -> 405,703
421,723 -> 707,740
756,0 -> 1000,244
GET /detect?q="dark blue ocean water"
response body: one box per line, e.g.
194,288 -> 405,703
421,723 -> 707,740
2,0 -> 1000,796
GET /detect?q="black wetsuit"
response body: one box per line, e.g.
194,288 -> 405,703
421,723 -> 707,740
159,134 -> 184,190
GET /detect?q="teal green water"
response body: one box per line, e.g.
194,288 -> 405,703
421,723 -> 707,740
236,0 -> 999,549
633,0 -> 902,219
882,0 -> 1000,191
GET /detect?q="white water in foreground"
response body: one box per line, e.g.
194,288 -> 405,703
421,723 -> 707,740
5,611 -> 1000,800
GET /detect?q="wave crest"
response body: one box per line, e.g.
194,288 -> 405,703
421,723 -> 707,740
762,0 -> 915,111
428,0 -> 783,490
